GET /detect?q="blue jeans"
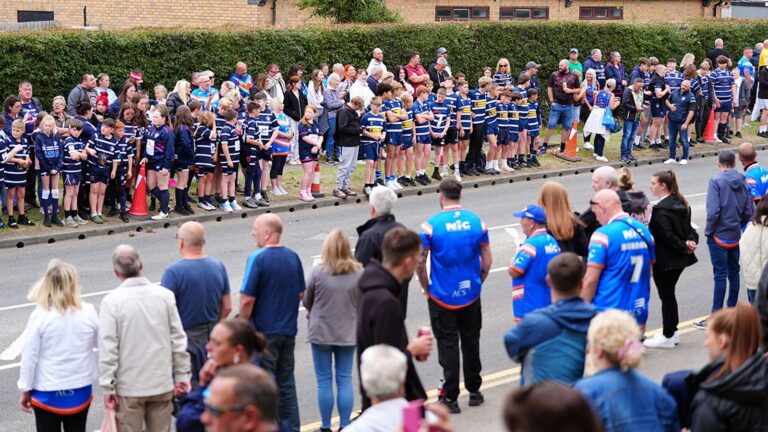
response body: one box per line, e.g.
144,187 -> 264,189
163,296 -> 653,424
261,335 -> 300,432
706,236 -> 740,312
668,121 -> 690,160
325,117 -> 337,159
621,119 -> 639,158
547,103 -> 573,131
311,344 -> 355,428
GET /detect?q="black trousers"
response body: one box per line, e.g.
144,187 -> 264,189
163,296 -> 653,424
33,406 -> 89,432
467,123 -> 486,169
653,267 -> 684,338
428,298 -> 482,400
695,99 -> 710,139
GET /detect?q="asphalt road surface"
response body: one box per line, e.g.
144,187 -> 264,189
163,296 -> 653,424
0,151 -> 757,431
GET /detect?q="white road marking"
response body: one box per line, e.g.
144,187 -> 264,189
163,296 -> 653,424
0,333 -> 24,361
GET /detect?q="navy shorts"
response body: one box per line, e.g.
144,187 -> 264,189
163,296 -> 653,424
174,160 -> 191,172
195,165 -> 214,178
258,148 -> 272,161
651,101 -> 667,118
64,172 -> 81,186
509,131 -> 520,144
485,122 -> 499,136
386,131 -> 402,146
88,169 -> 110,185
361,143 -> 380,161
445,127 -> 459,145
458,127 -> 470,141
401,134 -> 414,150
715,101 -> 732,113
431,136 -> 445,147
498,128 -> 509,145
416,134 -> 431,145
219,161 -> 239,176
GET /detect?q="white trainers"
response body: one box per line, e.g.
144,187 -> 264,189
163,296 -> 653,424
679,159 -> 688,165
643,333 -> 676,349
595,155 -> 608,162
231,201 -> 242,211
584,142 -> 594,150
151,211 -> 169,221
663,158 -> 677,165
386,180 -> 398,190
221,201 -> 233,212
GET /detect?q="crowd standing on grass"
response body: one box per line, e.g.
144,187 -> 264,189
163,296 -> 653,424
10,38 -> 768,432
3,38 -> 768,229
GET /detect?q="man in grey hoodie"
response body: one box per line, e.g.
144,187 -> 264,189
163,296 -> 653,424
694,150 -> 754,329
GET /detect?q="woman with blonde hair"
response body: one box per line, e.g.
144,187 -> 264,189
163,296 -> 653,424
494,58 -> 513,88
166,79 -> 190,118
579,69 -> 600,149
575,310 -> 679,432
17,260 -> 98,432
304,229 -> 363,431
680,53 -> 696,70
537,182 -> 588,258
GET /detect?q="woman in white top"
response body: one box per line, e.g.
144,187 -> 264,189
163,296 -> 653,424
307,69 -> 327,133
350,69 -> 375,108
17,260 -> 99,432
94,73 -> 117,105
740,197 -> 768,304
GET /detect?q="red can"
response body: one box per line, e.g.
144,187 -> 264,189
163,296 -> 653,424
416,327 -> 432,361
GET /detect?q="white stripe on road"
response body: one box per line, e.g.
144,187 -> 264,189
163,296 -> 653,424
0,334 -> 24,361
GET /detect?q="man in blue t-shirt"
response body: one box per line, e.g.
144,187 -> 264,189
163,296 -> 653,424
583,189 -> 655,328
418,178 -> 492,414
161,222 -> 232,344
239,214 -> 304,431
738,142 -> 768,205
508,205 -> 561,321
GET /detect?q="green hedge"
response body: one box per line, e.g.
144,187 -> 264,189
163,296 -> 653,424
1,21 -> 765,107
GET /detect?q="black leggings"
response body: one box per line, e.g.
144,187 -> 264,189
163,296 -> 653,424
270,155 -> 287,180
653,267 -> 684,338
34,406 -> 89,432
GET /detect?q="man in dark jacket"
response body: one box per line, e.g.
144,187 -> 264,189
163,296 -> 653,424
758,261 -> 768,348
504,253 -> 596,386
694,150 -> 754,330
580,166 -> 632,238
356,228 -> 431,410
605,51 -> 627,98
333,97 -> 364,199
355,186 -> 410,318
620,78 -> 645,162
583,49 -> 606,88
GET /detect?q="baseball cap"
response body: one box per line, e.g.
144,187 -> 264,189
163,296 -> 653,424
130,69 -> 143,84
525,61 -> 541,70
437,47 -> 448,55
570,48 -> 579,54
513,205 -> 547,224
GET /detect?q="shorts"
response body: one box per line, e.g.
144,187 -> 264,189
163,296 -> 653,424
485,122 -> 499,136
361,143 -> 380,161
572,105 -> 581,122
239,148 -> 248,166
497,128 -> 509,145
400,134 -> 414,150
174,160 -> 191,172
386,131 -> 402,146
547,103 -> 574,130
416,134 -> 432,145
734,106 -> 746,120
258,148 -> 272,161
651,101 -> 667,118
528,128 -> 540,138
715,101 -> 732,113
431,136 -> 445,147
150,163 -> 168,173
299,144 -> 318,163
445,127 -> 459,145
508,132 -> 520,144
64,172 -> 81,186
88,169 -> 110,185
458,127 -> 470,141
754,98 -> 768,112
195,165 -> 214,178
220,161 -> 239,176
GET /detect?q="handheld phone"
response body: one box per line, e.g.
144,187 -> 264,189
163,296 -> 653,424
402,399 -> 425,432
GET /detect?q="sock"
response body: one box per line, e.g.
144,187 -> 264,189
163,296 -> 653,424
375,170 -> 382,180
634,136 -> 640,145
51,189 -> 59,217
229,196 -> 235,204
454,163 -> 460,171
175,188 -> 182,208
41,190 -> 50,217
159,189 -> 170,213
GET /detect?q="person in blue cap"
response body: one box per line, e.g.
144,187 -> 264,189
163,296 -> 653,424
508,204 -> 562,321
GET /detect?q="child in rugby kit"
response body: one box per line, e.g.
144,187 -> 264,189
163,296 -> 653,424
442,77 -> 460,180
413,86 -> 434,186
469,77 -> 491,174
217,109 -> 242,212
111,122 -> 131,223
399,93 -> 416,187
254,93 -> 275,203
35,116 -> 64,227
5,119 -> 34,227
194,111 -> 217,211
484,84 -> 500,175
62,119 -> 88,227
380,83 -> 406,190
508,92 -> 523,170
86,118 -> 119,224
173,105 -> 195,216
297,105 -> 322,202
711,55 -> 736,144
430,89 -> 451,181
526,89 -> 542,167
243,101 -> 268,208
455,80 -> 473,178
360,97 -> 386,196
143,107 -> 175,220
496,91 -> 513,173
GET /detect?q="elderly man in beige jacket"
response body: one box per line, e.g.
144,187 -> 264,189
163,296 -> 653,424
99,244 -> 191,432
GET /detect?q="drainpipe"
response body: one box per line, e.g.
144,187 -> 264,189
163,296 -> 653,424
713,0 -> 724,17
83,6 -> 87,27
272,0 -> 277,26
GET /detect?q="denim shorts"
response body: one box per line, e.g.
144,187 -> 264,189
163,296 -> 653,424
547,103 -> 574,130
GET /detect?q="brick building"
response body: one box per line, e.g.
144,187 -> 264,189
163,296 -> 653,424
1,0 -> 720,29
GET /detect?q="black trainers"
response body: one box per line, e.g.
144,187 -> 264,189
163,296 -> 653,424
8,216 -> 18,229
43,215 -> 52,227
376,178 -> 385,186
18,215 -> 35,226
468,392 -> 485,407
431,168 -> 442,181
438,398 -> 461,414
735,131 -> 742,138
692,319 -> 707,330
406,177 -> 417,187
415,174 -> 428,186
107,206 -> 118,217
119,212 -> 130,223
51,215 -> 64,227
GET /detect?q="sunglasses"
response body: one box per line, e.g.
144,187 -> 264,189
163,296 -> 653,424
500,64 -> 509,67
204,400 -> 246,418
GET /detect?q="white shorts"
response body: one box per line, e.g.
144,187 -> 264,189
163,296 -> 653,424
754,98 -> 768,113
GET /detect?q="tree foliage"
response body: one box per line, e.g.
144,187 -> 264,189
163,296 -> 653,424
297,0 -> 400,23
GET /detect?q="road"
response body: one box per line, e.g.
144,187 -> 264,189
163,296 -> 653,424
0,151 -> 756,431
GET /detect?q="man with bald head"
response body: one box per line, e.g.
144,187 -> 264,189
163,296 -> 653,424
544,59 -> 578,153
738,142 -> 768,204
367,47 -> 387,76
162,221 -> 232,345
579,166 -> 632,237
229,61 -> 255,100
582,189 -> 655,327
240,214 -> 304,431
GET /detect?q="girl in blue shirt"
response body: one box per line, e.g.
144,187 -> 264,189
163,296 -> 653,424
35,116 -> 64,227
62,120 -> 88,227
173,105 -> 195,215
269,98 -> 293,197
194,112 -> 217,211
141,106 -> 175,220
5,119 -> 34,227
297,105 -> 322,202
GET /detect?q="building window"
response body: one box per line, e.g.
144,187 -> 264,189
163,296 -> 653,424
499,7 -> 549,20
17,10 -> 54,22
435,6 -> 490,21
579,6 -> 623,20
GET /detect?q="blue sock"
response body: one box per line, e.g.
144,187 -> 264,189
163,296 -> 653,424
159,189 -> 170,213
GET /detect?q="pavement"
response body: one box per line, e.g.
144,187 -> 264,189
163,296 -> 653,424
0,150 -> 759,431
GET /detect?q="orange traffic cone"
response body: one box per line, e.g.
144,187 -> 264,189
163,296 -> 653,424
129,165 -> 149,217
555,121 -> 582,162
311,162 -> 325,198
703,108 -> 716,143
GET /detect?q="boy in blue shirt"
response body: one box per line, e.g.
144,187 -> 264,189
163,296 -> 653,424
244,101 -> 268,208
430,89 -> 451,182
711,55 -> 736,144
399,94 -> 416,188
484,84 -> 500,175
454,80 -> 473,179
413,86 -> 435,185
526,89 -> 542,167
496,91 -> 512,173
508,205 -> 561,321
507,92 -> 522,170
380,82 -> 407,190
360,97 -> 386,196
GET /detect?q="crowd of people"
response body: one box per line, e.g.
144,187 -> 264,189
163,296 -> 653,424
13,140 -> 768,431
2,37 -> 767,228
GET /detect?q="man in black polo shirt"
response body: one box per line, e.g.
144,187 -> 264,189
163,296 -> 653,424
543,60 -> 579,153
